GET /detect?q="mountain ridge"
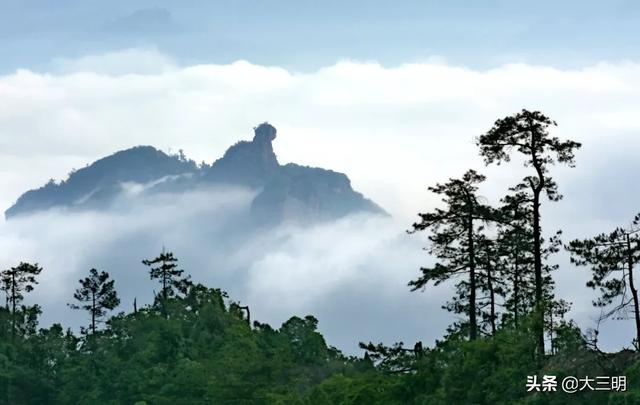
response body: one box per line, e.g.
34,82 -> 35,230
6,123 -> 385,223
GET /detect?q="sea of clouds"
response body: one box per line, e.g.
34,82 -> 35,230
2,50 -> 640,352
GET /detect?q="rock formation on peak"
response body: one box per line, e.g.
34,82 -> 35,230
252,122 -> 277,144
6,123 -> 385,224
204,122 -> 280,187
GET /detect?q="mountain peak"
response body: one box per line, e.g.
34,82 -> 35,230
205,122 -> 280,187
6,123 -> 385,222
252,122 -> 277,144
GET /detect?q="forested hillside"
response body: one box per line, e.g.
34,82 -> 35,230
1,254 -> 639,404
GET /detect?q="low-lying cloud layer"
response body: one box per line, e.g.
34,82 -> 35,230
1,51 -> 640,351
0,186 -> 445,353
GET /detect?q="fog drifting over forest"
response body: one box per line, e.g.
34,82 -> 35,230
2,51 -> 640,352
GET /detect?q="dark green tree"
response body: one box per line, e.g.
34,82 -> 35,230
142,249 -> 191,315
68,268 -> 120,335
540,231 -> 567,353
475,235 -> 505,335
566,214 -> 640,348
494,185 -> 564,335
4,253 -> 640,404
545,297 -> 571,354
0,262 -> 43,337
280,315 -> 332,366
409,169 -> 492,340
495,190 -> 535,329
476,109 -> 581,357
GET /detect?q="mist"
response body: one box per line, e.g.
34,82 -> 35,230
2,55 -> 640,354
0,184 -> 455,354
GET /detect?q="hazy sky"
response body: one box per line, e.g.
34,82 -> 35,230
1,1 -> 639,73
1,1 -> 640,353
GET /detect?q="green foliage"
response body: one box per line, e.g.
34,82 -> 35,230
1,263 -> 43,307
0,255 -> 638,405
566,214 -> 640,347
409,169 -> 494,340
0,278 -> 369,404
477,109 -> 582,358
68,268 -> 120,334
142,250 -> 191,317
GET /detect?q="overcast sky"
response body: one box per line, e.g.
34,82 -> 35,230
1,0 -> 639,73
1,1 -> 640,353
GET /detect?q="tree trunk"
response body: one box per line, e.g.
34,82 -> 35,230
548,308 -> 554,355
468,215 -> 477,341
626,234 -> 640,349
11,271 -> 16,338
513,247 -> 520,329
162,258 -> 168,318
488,267 -> 496,335
529,121 -> 546,360
533,191 -> 545,359
91,291 -> 96,335
238,305 -> 251,326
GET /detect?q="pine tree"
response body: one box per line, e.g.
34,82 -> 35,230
566,213 -> 640,349
475,235 -> 504,336
68,268 -> 120,335
495,190 -> 535,329
142,249 -> 191,316
476,109 -> 581,358
495,186 -> 565,336
545,297 -> 571,355
409,169 -> 493,340
0,262 -> 42,337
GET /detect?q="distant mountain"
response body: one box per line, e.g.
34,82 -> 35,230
5,123 -> 385,223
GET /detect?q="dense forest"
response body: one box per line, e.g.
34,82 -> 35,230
2,110 -> 640,404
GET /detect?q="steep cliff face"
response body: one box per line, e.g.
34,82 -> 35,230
250,163 -> 382,225
5,123 -> 385,223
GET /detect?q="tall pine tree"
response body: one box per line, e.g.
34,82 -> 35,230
566,213 -> 640,349
495,190 -> 535,329
409,170 -> 492,340
0,262 -> 42,337
476,109 -> 581,358
68,268 -> 120,335
142,249 -> 191,316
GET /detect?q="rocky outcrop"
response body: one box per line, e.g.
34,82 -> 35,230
204,123 -> 280,187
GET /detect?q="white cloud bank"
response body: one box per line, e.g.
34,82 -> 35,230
0,188 -> 438,354
1,50 -> 640,351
